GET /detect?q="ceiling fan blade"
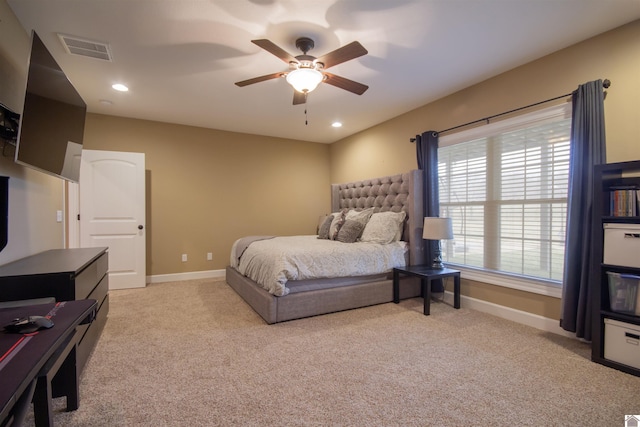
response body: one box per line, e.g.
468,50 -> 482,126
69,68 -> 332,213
252,39 -> 298,64
292,91 -> 306,105
323,72 -> 369,95
316,41 -> 368,69
235,72 -> 284,87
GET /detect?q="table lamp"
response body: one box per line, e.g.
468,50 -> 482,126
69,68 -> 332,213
423,217 -> 454,269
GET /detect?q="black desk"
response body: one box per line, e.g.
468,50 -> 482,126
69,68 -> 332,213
0,299 -> 97,427
393,266 -> 460,315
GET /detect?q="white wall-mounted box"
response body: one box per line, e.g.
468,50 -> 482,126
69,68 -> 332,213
604,318 -> 640,370
603,223 -> 640,268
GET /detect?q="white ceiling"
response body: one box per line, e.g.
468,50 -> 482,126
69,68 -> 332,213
7,0 -> 640,144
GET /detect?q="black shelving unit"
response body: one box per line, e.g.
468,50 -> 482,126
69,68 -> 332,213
591,160 -> 640,376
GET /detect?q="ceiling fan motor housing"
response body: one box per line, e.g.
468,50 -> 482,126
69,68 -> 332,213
295,37 -> 315,54
294,38 -> 323,69
292,55 -> 322,71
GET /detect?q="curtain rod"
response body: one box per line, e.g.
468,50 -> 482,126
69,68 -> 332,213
410,79 -> 611,141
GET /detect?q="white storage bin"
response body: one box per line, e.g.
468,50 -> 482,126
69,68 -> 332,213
603,223 -> 640,268
604,318 -> 640,370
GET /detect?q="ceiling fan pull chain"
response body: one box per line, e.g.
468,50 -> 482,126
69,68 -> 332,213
304,92 -> 309,125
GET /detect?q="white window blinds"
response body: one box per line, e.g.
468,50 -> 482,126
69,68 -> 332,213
438,104 -> 571,282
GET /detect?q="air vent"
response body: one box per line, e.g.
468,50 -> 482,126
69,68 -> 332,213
58,34 -> 112,61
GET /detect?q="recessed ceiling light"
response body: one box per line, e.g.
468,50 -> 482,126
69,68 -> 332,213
112,83 -> 129,92
332,122 -> 343,128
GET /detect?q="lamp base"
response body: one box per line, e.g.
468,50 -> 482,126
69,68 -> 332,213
432,250 -> 444,269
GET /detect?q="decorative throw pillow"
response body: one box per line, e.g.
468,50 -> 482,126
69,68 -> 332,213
336,220 -> 366,243
329,210 -> 346,240
345,207 -> 374,228
317,215 -> 334,240
360,211 -> 407,244
317,214 -> 329,234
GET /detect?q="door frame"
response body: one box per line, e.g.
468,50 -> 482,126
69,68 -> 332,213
66,181 -> 80,249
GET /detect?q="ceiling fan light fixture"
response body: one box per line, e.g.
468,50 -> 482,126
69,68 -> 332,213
286,68 -> 323,93
236,38 -> 368,105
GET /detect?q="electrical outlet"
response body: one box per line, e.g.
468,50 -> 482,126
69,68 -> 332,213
207,252 -> 213,261
181,254 -> 187,262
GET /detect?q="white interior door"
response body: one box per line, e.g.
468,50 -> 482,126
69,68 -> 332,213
80,149 -> 146,289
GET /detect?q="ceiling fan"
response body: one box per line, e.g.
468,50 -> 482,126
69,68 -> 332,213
235,37 -> 369,105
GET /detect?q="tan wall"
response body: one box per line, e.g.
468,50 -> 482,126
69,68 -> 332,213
330,20 -> 640,320
0,1 -> 65,265
83,114 -> 331,275
2,0 -> 637,324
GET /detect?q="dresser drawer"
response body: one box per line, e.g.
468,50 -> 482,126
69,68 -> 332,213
77,293 -> 109,370
75,252 -> 108,299
87,274 -> 108,308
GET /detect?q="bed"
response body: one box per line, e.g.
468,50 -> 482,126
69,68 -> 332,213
225,169 -> 425,323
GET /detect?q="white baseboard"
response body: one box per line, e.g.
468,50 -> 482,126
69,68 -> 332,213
146,270 -> 575,338
147,269 -> 226,284
442,291 -> 576,338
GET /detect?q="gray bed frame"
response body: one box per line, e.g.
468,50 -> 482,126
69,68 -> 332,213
225,169 -> 425,324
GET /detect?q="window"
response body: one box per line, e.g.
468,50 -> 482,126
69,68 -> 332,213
438,104 -> 571,294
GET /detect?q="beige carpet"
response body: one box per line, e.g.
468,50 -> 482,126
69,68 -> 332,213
24,278 -> 640,426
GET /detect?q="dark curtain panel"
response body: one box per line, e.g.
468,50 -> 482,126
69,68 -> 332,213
560,80 -> 607,340
416,131 -> 443,290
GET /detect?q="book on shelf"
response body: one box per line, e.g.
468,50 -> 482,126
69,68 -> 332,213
609,186 -> 639,217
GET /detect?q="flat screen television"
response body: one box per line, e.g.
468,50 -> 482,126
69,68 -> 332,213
14,31 -> 87,182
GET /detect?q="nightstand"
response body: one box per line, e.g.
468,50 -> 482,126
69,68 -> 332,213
393,266 -> 460,315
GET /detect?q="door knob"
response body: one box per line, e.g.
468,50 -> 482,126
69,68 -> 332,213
138,225 -> 144,230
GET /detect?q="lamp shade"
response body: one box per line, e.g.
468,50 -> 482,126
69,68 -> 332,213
286,68 -> 324,93
422,217 -> 454,240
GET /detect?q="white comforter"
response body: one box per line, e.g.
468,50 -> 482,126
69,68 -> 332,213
231,235 -> 407,296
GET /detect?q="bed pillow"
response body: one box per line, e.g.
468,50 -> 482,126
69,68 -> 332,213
329,210 -> 346,240
317,215 -> 334,240
345,207 -> 374,228
360,211 -> 407,244
317,214 -> 329,234
336,220 -> 366,243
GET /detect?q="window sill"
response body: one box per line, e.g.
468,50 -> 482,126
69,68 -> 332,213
446,264 -> 562,298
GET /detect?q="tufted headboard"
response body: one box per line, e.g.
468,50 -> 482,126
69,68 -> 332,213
330,169 -> 424,266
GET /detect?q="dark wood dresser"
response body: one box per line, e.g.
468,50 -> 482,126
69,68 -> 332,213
0,247 -> 109,374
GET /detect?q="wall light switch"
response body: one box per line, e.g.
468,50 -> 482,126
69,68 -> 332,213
56,210 -> 63,223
